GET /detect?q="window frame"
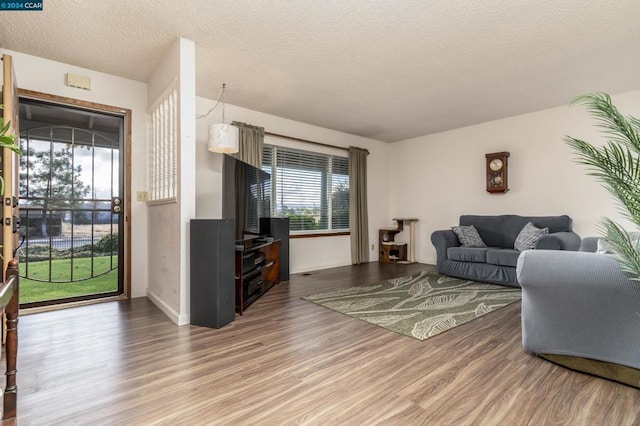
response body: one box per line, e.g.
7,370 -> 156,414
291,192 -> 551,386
262,143 -> 350,237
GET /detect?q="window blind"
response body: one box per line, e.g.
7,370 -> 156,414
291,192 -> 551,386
263,144 -> 349,233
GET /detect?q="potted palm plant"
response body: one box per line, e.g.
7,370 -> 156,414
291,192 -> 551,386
0,105 -> 21,194
565,93 -> 640,280
0,105 -> 20,149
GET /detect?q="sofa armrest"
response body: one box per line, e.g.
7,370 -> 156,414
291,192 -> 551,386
430,230 -> 459,264
534,231 -> 580,251
517,250 -> 640,369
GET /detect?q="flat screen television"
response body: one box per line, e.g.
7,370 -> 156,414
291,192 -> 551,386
222,154 -> 271,240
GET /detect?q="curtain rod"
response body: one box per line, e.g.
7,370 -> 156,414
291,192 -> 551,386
265,131 -> 369,154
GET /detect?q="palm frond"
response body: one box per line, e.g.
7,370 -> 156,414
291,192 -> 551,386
566,93 -> 640,281
571,93 -> 640,154
628,115 -> 640,132
0,119 -> 10,135
0,116 -> 22,155
598,219 -> 640,280
565,137 -> 640,222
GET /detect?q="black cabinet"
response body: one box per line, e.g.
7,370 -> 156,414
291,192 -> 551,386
235,237 -> 280,315
190,219 -> 235,328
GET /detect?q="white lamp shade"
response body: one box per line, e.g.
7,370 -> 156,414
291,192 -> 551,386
208,123 -> 239,153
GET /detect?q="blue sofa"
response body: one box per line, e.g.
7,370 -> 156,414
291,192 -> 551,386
430,215 -> 581,287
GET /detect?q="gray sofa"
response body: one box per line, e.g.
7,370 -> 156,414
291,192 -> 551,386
430,215 -> 581,287
517,237 -> 640,388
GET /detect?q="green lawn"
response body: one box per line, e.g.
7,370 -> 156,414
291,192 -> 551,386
20,256 -> 118,304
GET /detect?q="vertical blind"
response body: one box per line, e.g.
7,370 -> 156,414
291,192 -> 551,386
263,144 -> 349,233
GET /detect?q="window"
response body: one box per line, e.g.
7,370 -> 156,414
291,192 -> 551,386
263,144 -> 349,234
148,84 -> 177,201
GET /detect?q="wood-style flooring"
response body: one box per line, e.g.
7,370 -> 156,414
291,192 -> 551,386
14,262 -> 640,425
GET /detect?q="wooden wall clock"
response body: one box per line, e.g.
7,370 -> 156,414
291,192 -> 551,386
485,151 -> 510,193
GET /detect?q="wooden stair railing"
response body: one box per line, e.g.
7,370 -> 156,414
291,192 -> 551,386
0,259 -> 18,424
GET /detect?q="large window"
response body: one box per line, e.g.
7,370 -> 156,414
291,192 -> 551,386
263,145 -> 349,234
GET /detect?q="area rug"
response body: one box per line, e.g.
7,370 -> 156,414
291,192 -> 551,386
303,271 -> 521,341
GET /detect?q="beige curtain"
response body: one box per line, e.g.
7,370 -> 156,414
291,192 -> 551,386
231,121 -> 264,167
349,146 -> 369,264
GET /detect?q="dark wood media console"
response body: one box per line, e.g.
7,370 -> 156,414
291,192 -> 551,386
235,237 -> 281,315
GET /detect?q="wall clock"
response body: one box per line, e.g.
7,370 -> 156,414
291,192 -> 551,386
485,151 -> 510,193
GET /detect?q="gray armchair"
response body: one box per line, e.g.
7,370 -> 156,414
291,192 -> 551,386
517,237 -> 640,388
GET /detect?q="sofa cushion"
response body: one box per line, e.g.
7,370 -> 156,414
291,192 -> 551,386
459,214 -> 573,248
486,249 -> 520,267
515,222 -> 549,251
451,225 -> 487,247
447,247 -> 491,263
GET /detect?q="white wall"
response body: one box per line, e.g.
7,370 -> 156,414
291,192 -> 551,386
146,38 -> 196,325
1,48 -> 149,298
195,97 -> 390,273
390,89 -> 640,264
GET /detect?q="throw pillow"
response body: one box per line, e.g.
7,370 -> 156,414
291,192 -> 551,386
596,239 -> 616,254
452,225 -> 487,248
596,233 -> 640,254
514,222 -> 549,251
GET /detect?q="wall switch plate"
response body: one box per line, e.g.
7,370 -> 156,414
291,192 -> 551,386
371,244 -> 375,251
136,191 -> 148,202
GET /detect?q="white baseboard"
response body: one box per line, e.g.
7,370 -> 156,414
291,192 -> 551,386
291,260 -> 357,274
177,312 -> 190,325
131,289 -> 147,298
146,289 -> 190,325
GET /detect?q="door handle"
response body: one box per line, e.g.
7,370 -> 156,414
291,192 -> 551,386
112,197 -> 123,214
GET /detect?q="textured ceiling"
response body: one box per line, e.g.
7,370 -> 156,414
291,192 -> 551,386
1,0 -> 639,142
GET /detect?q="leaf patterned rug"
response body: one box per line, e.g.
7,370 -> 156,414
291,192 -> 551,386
303,271 -> 521,341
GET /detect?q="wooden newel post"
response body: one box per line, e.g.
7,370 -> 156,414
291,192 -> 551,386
4,259 -> 19,423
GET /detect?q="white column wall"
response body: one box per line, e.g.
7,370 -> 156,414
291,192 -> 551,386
146,38 -> 196,325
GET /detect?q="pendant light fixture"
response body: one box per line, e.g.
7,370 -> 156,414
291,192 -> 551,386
201,83 -> 239,153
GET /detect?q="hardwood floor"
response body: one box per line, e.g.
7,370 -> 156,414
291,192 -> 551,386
15,262 -> 640,425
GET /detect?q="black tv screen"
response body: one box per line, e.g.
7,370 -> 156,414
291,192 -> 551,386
222,155 -> 271,240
